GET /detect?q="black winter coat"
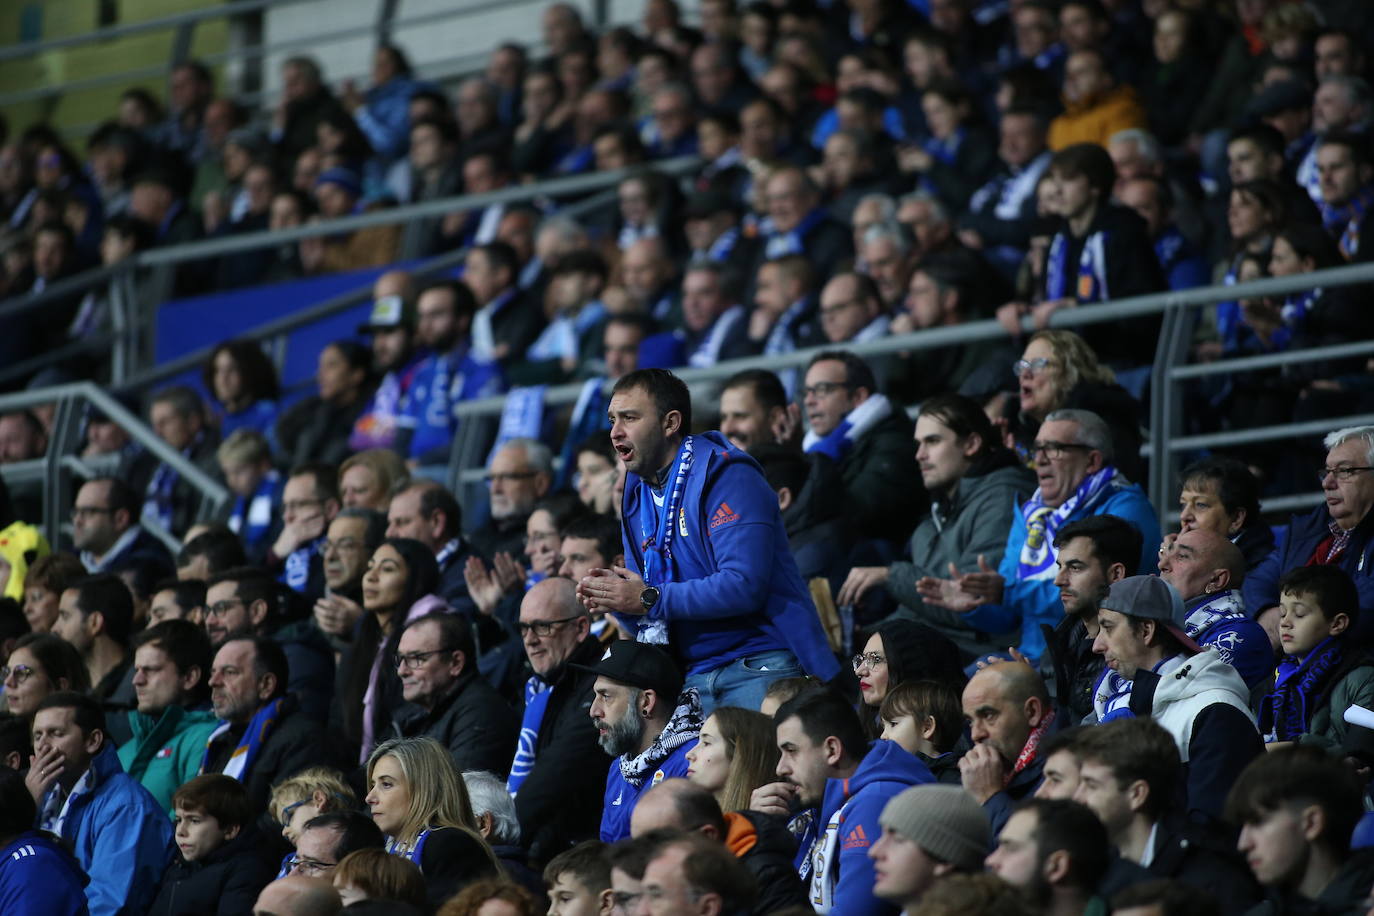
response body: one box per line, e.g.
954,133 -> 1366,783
147,828 -> 276,916
390,669 -> 518,775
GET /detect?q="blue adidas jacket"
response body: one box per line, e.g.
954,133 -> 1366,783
41,743 -> 172,916
619,432 -> 841,680
0,831 -> 89,916
963,477 -> 1161,663
807,740 -> 935,915
599,740 -> 695,842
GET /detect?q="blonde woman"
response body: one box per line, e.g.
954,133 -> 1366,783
338,448 -> 409,510
365,736 -> 500,910
1006,328 -> 1143,481
684,707 -> 779,814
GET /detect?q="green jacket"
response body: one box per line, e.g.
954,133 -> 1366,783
118,706 -> 219,815
1296,660 -> 1374,759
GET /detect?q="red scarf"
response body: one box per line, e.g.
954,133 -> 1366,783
1009,708 -> 1057,784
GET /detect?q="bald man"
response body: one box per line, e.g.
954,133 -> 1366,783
1157,528 -> 1272,688
253,876 -> 341,916
960,662 -> 1057,835
630,778 -> 810,912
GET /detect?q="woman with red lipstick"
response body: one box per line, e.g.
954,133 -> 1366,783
855,620 -> 966,738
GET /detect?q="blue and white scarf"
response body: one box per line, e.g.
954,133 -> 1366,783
699,226 -> 740,264
1093,654 -> 1186,722
804,394 -> 893,464
634,436 -> 697,645
201,696 -> 285,781
38,765 -> 95,837
763,208 -> 828,259
471,287 -> 518,363
228,470 -> 280,551
283,538 -> 320,592
688,305 -> 746,368
1321,185 -> 1374,261
1046,229 -> 1109,303
486,386 -> 547,464
556,378 -> 610,491
1017,466 -> 1120,580
1261,636 -> 1347,741
506,675 -> 552,796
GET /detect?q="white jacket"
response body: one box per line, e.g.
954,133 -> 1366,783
1149,651 -> 1256,762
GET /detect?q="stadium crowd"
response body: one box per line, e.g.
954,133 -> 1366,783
3,0 -> 1374,913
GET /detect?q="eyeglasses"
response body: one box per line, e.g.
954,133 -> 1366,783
286,854 -> 337,877
485,471 -> 539,485
1319,466 -> 1374,482
851,652 -> 887,672
1012,358 -> 1058,376
1,664 -> 36,683
205,598 -> 245,620
517,614 -> 582,637
279,799 -> 309,827
1031,441 -> 1092,461
802,381 -> 852,399
393,647 -> 457,669
70,506 -> 115,520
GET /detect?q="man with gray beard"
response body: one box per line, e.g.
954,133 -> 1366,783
573,640 -> 702,843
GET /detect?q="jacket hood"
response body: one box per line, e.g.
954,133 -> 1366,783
724,809 -> 800,859
1151,650 -> 1251,709
966,447 -> 1027,480
820,740 -> 933,821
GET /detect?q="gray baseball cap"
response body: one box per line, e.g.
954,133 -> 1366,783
1099,575 -> 1203,654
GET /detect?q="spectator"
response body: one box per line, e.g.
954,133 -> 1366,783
217,429 -> 283,564
253,876 -> 342,916
4,632 -> 89,719
177,525 -> 247,581
29,691 -> 172,916
1227,746 -> 1373,914
637,832 -> 758,916
1116,176 -> 1210,293
386,480 -> 476,613
0,410 -> 46,463
438,878 -> 542,916
1090,576 -> 1263,820
128,168 -> 200,250
959,107 -> 1052,277
118,619 -> 217,813
1245,425 -> 1374,643
468,437 -> 554,560
1315,131 -> 1374,260
364,736 -> 501,909
576,640 -> 700,842
276,340 -> 374,470
70,476 -> 173,578
204,339 -> 280,445
582,369 -> 840,711
520,250 -> 611,384
680,259 -> 751,368
984,797 -> 1113,915
1156,528 -> 1272,689
204,566 -> 333,719
1175,457 -> 1274,574
681,706 -> 779,813
877,679 -> 967,783
753,442 -> 853,590
268,768 -> 359,849
312,507 -> 386,648
1048,49 -> 1147,150
717,368 -> 797,454
334,538 -> 444,764
149,774 -> 276,915
149,577 -> 206,625
510,579 -> 610,863
1259,566 -> 1374,755
802,350 -> 925,548
919,408 -> 1160,663
570,436 -> 619,516
839,393 -> 1035,659
1038,515 -> 1139,723
619,236 -> 677,322
0,767 -> 88,915
339,44 -> 424,169
463,770 -> 546,903
756,166 -> 854,280
202,635 -> 332,814
852,620 -> 966,734
21,552 -> 84,632
1073,718 -> 1260,913
642,83 -> 699,158
266,463 -> 340,605
349,274 -> 425,453
817,270 -> 890,347
869,784 -> 992,912
601,313 -> 650,380
286,811 -> 384,887
749,687 -> 933,914
53,573 -> 134,702
338,450 -> 407,511
390,612 -> 516,773
273,56 -> 347,164
331,847 -> 427,909
543,840 -> 613,916
958,661 -> 1056,834
465,241 -> 546,364
746,255 -> 820,368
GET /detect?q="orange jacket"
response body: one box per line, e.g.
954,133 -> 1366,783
1048,85 -> 1147,151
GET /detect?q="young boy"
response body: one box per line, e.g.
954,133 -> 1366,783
1261,565 -> 1374,755
151,774 -> 274,914
544,839 -> 613,916
878,679 -> 966,783
217,430 -> 282,564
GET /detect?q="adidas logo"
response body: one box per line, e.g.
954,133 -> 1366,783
841,824 -> 870,851
709,502 -> 740,529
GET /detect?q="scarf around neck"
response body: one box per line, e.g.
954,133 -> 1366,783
620,687 -> 703,785
202,695 -> 285,781
1018,466 -> 1120,580
634,436 -> 696,645
1261,636 -> 1347,742
1010,707 -> 1056,783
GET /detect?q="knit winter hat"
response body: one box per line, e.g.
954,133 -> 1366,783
878,784 -> 990,871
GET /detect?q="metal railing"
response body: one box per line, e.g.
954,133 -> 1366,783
441,260 -> 1374,516
0,383 -> 230,551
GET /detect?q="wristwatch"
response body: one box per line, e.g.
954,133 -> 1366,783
640,586 -> 660,613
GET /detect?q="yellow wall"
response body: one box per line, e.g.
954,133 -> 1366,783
0,0 -> 229,145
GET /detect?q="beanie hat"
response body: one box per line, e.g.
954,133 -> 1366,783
878,784 -> 990,871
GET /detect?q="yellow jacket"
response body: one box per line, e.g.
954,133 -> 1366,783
1048,85 -> 1147,151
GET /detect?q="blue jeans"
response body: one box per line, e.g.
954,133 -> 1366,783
685,649 -> 805,716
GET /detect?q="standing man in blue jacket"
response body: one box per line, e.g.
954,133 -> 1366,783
578,368 -> 841,713
28,692 -> 171,916
917,408 -> 1160,664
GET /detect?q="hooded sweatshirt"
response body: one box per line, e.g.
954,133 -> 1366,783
805,740 -> 934,915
